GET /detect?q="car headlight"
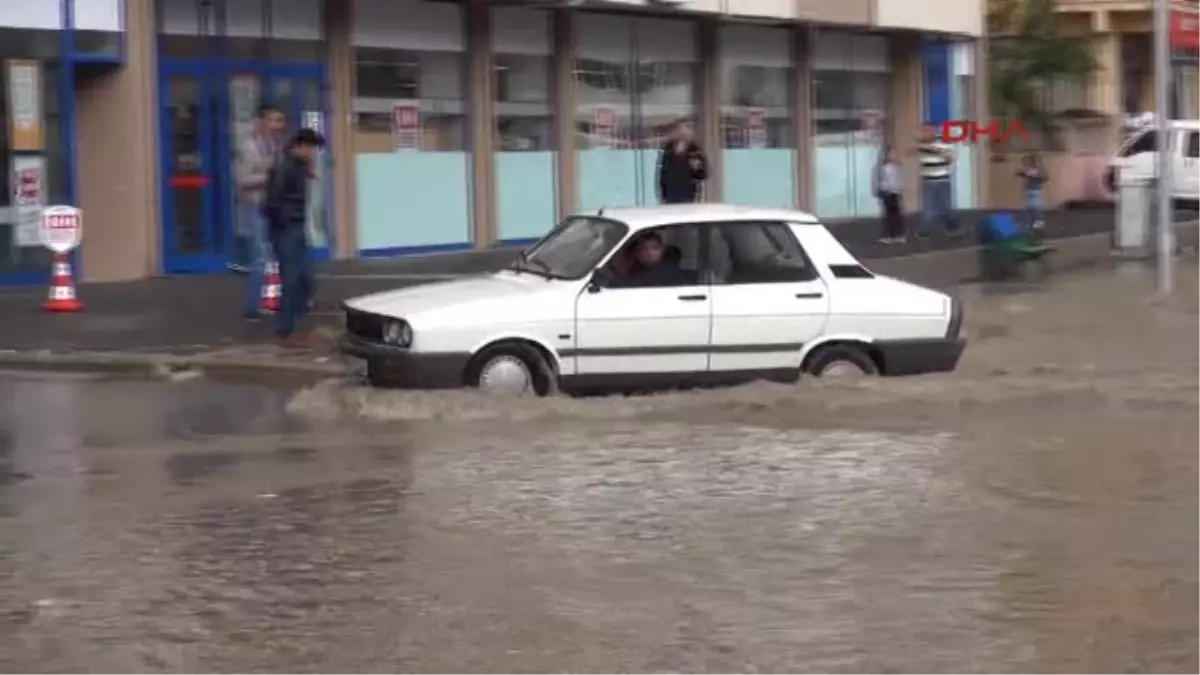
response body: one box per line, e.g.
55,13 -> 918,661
383,320 -> 413,347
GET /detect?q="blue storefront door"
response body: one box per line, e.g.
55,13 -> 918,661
158,59 -> 328,274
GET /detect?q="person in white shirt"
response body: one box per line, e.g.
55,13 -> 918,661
235,104 -> 286,320
915,125 -> 954,238
874,145 -> 905,243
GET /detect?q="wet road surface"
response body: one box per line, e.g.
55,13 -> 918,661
0,265 -> 1196,673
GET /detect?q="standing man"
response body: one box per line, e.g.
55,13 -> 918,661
235,104 -> 286,319
916,124 -> 955,237
262,128 -> 324,348
657,119 -> 708,204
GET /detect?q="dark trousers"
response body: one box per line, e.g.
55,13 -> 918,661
269,226 -> 313,338
880,192 -> 904,239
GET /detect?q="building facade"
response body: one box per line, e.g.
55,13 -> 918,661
987,0 -> 1199,208
0,0 -> 984,285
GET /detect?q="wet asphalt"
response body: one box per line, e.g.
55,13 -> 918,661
0,264 -> 1196,673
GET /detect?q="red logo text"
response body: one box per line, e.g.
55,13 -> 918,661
941,119 -> 1032,145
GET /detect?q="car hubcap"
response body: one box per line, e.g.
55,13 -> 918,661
478,355 -> 532,393
822,361 -> 866,378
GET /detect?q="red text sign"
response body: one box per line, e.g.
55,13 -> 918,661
941,119 -> 1031,146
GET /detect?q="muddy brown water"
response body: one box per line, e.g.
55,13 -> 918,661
0,265 -> 1196,672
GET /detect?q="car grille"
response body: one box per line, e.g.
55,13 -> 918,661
345,308 -> 385,341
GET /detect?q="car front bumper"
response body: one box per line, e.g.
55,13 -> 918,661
874,338 -> 967,376
339,333 -> 469,389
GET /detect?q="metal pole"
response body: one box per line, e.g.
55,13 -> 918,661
1154,0 -> 1173,293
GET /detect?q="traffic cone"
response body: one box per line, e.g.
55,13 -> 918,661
259,259 -> 281,314
43,252 -> 84,313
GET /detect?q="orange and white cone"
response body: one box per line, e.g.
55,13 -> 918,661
259,259 -> 281,314
43,252 -> 84,313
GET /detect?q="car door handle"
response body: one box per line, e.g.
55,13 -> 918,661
795,292 -> 824,299
677,294 -> 707,301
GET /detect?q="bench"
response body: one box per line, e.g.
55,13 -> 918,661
979,212 -> 1056,280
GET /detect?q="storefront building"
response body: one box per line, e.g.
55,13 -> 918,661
2,0 -> 983,285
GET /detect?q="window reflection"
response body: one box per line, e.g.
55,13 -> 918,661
353,47 -> 467,152
494,54 -> 552,151
812,30 -> 891,220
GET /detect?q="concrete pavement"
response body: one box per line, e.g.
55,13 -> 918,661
0,206 -> 1194,379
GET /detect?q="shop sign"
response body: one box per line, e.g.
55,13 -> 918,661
39,205 -> 83,254
391,102 -> 421,151
11,155 -> 45,247
1170,10 -> 1199,51
745,108 -> 766,149
6,60 -> 43,152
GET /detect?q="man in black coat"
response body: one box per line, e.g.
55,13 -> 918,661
656,120 -> 708,204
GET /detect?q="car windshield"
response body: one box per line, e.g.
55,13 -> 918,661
514,216 -> 629,279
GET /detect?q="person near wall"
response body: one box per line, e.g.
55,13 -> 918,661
915,124 -> 955,238
1017,152 -> 1048,230
262,128 -> 325,348
874,144 -> 905,244
235,104 -> 286,320
657,120 -> 708,205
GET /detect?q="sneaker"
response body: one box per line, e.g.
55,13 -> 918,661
894,236 -> 907,244
1032,220 -> 1044,230
227,262 -> 250,274
878,237 -> 894,244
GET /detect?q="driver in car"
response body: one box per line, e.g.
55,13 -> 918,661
611,231 -> 691,287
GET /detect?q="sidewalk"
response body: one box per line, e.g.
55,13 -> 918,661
0,207 -> 1194,383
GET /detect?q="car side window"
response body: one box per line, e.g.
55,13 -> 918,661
1186,132 -> 1199,159
600,224 -> 705,288
710,222 -> 817,284
1121,130 -> 1156,157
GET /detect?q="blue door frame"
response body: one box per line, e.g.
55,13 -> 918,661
157,58 -> 330,274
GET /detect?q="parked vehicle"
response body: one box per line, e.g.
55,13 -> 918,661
1104,119 -> 1200,205
340,205 -> 966,396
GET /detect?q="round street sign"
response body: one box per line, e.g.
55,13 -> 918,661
40,205 -> 83,254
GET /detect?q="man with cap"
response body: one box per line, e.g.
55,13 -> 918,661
262,127 -> 324,348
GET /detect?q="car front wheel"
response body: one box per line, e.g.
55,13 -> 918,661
465,342 -> 558,396
805,344 -> 879,378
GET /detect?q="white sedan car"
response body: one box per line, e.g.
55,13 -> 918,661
340,204 -> 965,395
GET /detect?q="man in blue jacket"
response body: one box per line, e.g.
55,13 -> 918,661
262,128 -> 324,348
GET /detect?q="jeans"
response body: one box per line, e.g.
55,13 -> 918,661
269,226 -> 313,338
1025,186 -> 1045,226
240,203 -> 270,318
920,179 -> 953,235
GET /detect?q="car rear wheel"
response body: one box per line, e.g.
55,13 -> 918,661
466,342 -> 558,396
805,344 -> 879,378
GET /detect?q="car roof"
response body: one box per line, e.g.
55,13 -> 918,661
586,203 -> 821,231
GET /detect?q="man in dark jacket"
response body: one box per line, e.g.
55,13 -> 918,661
262,128 -> 324,348
656,120 -> 707,204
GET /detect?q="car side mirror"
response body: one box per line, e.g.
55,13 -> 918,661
588,268 -> 613,293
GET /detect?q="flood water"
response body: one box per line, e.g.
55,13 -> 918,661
0,265 -> 1196,673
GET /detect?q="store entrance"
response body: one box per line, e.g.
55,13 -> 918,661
158,59 -> 328,274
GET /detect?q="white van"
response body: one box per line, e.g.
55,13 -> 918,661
1105,120 -> 1200,204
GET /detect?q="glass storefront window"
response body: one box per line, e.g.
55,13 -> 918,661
949,41 -> 977,209
720,24 -> 794,208
352,0 -> 471,252
812,30 -> 890,220
157,0 -> 325,61
0,28 -> 64,279
573,14 -> 697,210
493,7 -> 556,241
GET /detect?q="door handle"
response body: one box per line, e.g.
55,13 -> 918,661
677,294 -> 707,301
795,292 -> 824,299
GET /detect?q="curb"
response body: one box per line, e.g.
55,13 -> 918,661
0,350 -> 346,387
